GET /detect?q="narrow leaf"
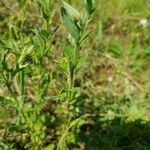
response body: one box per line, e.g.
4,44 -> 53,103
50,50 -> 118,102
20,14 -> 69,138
61,7 -> 80,40
62,0 -> 80,20
79,30 -> 93,43
0,96 -> 18,107
63,43 -> 76,65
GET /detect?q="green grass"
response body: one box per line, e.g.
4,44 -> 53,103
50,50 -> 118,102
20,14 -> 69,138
0,0 -> 150,149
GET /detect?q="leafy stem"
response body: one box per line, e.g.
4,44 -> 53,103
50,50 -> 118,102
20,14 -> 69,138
61,0 -> 97,102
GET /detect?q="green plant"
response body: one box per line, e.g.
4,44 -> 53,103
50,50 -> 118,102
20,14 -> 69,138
0,0 -> 150,149
0,0 -> 56,149
56,0 -> 98,149
60,0 -> 98,103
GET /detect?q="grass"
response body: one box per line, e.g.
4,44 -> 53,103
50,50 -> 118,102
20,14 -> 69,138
0,0 -> 150,149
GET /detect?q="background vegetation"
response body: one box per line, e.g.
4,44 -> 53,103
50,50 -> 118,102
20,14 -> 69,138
0,0 -> 150,149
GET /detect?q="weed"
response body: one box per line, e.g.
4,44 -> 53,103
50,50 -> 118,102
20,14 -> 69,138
0,0 -> 149,150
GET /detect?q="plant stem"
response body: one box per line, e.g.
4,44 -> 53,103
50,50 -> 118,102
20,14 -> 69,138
76,41 -> 80,61
19,69 -> 24,98
57,117 -> 81,150
68,66 -> 74,101
18,68 -> 25,124
68,41 -> 81,101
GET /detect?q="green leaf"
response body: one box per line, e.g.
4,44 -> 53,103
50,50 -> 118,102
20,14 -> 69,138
61,7 -> 80,40
62,0 -> 80,20
37,0 -> 50,20
85,0 -> 93,10
0,39 -> 18,51
39,29 -> 49,39
44,144 -> 55,150
79,30 -> 93,43
57,59 -> 68,74
63,43 -> 76,65
0,96 -> 18,107
85,0 -> 98,15
75,56 -> 87,72
18,46 -> 33,67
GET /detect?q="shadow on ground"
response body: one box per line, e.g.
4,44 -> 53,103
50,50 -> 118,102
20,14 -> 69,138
70,117 -> 150,150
